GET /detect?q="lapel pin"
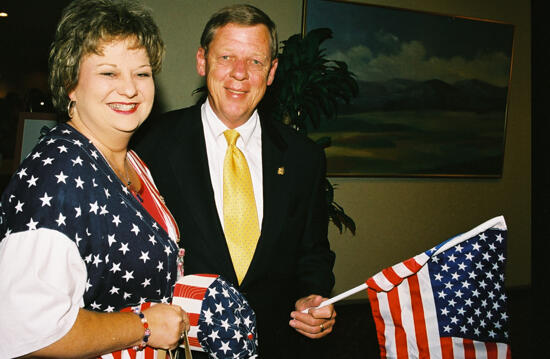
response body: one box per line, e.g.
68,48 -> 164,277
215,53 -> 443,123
277,167 -> 285,175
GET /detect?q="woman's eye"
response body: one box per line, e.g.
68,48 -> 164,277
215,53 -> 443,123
137,72 -> 152,78
101,72 -> 115,77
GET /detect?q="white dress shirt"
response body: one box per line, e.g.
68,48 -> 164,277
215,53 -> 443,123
201,99 -> 264,230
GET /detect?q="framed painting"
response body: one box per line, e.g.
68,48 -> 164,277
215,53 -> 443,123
302,0 -> 514,177
14,112 -> 57,170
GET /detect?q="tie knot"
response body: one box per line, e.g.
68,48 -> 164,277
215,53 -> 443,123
224,129 -> 240,147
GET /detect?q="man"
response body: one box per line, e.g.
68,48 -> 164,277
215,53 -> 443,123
134,4 -> 336,358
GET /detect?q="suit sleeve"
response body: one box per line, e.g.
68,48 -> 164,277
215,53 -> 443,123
295,148 -> 336,298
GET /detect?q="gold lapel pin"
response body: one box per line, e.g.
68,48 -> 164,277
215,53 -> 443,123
277,167 -> 285,175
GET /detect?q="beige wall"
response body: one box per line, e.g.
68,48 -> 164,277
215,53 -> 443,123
144,0 -> 531,300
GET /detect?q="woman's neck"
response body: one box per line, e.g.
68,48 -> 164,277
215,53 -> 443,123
66,119 -> 134,189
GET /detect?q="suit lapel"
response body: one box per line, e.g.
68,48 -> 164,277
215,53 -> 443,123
242,117 -> 289,286
168,106 -> 236,280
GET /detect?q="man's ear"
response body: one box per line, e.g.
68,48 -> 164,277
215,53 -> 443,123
196,47 -> 206,77
267,58 -> 278,86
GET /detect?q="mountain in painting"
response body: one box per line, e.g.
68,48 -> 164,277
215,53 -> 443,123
344,78 -> 507,114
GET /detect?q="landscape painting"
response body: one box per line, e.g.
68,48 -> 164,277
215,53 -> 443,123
303,0 -> 514,177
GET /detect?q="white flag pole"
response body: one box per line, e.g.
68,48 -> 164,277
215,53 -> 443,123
301,282 -> 368,313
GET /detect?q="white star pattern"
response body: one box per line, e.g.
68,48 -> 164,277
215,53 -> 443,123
122,271 -> 134,282
56,213 -> 66,226
26,217 -> 38,230
89,201 -> 99,214
71,156 -> 83,166
15,201 -> 24,213
139,251 -> 150,263
173,276 -> 259,357
0,124 -> 179,324
208,330 -> 220,342
110,262 -> 121,274
39,193 -> 53,207
430,230 -> 508,343
17,168 -> 28,179
92,254 -> 103,267
55,171 -> 68,183
131,223 -> 140,235
74,176 -> 85,189
42,157 -> 54,166
112,214 -> 121,226
27,175 -> 38,188
119,242 -> 130,255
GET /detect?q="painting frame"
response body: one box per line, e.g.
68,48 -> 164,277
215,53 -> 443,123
13,112 -> 58,171
302,0 -> 515,178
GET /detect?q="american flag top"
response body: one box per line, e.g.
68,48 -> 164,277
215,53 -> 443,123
0,124 -> 180,358
367,215 -> 511,358
172,274 -> 258,358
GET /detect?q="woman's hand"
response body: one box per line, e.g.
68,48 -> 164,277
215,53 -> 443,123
143,304 -> 190,350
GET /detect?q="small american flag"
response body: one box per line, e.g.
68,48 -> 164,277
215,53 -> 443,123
172,274 -> 258,358
367,216 -> 511,359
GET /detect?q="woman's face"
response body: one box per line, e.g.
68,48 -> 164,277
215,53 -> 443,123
69,38 -> 154,144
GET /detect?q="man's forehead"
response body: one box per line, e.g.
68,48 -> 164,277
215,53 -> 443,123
212,23 -> 270,41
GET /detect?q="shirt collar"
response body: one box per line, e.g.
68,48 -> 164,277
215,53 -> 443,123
204,98 -> 259,148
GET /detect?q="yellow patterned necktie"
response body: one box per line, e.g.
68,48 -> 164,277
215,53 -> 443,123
223,129 -> 260,284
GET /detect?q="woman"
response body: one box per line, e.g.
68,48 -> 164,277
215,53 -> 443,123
0,0 -> 189,357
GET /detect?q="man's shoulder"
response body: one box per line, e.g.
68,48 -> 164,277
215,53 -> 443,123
262,117 -> 323,156
162,104 -> 201,122
132,104 -> 202,149
152,104 -> 202,130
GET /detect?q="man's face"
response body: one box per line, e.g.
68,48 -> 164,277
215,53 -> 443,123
196,23 -> 278,129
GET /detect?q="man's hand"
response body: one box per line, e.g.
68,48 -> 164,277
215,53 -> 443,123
289,294 -> 336,339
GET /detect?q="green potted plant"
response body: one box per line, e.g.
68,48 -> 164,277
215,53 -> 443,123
261,27 -> 358,234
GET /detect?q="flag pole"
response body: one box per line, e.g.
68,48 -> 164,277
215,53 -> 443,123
301,282 -> 368,313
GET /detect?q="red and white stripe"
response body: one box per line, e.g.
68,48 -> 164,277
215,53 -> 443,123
171,274 -> 220,352
100,347 -> 158,359
127,150 -> 180,243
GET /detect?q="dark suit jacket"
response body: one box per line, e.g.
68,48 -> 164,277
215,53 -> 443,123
133,104 -> 335,358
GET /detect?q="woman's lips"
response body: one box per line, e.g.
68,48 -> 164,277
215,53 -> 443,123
108,103 -> 139,113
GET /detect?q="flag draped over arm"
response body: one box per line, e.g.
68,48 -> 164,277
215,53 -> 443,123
367,216 -> 511,359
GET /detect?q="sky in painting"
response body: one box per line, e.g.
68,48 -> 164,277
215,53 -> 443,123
304,0 -> 514,87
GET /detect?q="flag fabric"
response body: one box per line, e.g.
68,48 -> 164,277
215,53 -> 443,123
367,216 -> 511,359
172,274 -> 258,358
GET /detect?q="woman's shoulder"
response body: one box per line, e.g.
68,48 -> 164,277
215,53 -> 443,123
11,124 -> 101,191
1,124 -> 114,234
